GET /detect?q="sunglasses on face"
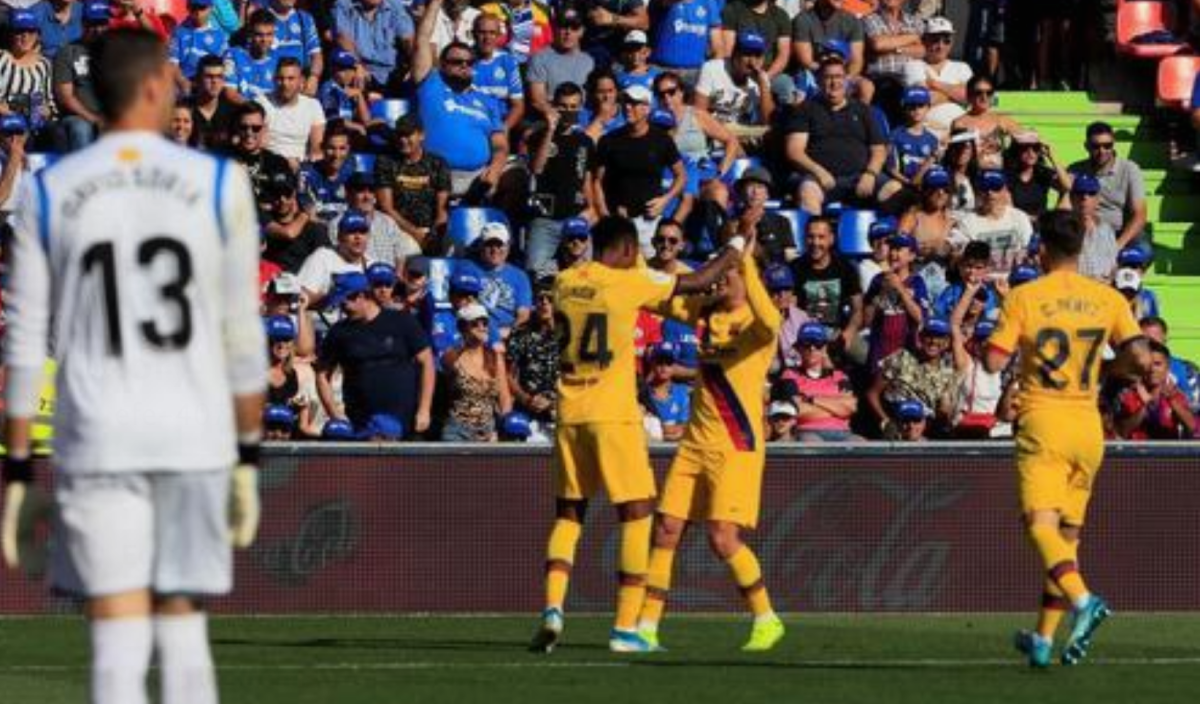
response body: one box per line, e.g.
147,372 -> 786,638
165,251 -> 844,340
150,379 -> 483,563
444,56 -> 475,67
239,123 -> 265,133
536,293 -> 554,303
798,341 -> 827,350
468,318 -> 490,328
653,236 -> 682,247
483,240 -> 507,248
656,87 -> 680,98
344,291 -> 368,302
926,35 -> 952,45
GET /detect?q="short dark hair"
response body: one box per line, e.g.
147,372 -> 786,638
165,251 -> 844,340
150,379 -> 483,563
197,54 -> 225,74
591,215 -> 639,255
1085,121 -> 1114,141
967,75 -> 994,94
805,215 -> 835,236
238,101 -> 267,122
323,119 -> 351,143
439,40 -> 473,62
1148,339 -> 1170,358
92,29 -> 170,123
817,55 -> 846,74
249,9 -> 275,28
1037,210 -> 1086,260
962,240 -> 991,264
553,81 -> 584,102
275,56 -> 304,76
1139,315 -> 1168,334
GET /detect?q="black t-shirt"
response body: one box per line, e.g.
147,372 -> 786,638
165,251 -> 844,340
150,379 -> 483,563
263,220 -> 329,274
52,42 -> 99,114
721,1 -> 792,66
233,148 -> 293,202
192,95 -> 239,152
1006,165 -> 1056,218
531,125 -> 595,220
756,211 -> 796,264
789,254 -> 861,327
374,151 -> 451,230
319,308 -> 431,430
786,98 -> 884,178
595,125 -> 682,218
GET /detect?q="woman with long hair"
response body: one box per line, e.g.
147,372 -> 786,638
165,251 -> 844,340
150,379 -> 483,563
942,129 -> 978,216
0,11 -> 56,147
441,304 -> 513,441
950,75 -> 1021,170
1002,130 -> 1070,220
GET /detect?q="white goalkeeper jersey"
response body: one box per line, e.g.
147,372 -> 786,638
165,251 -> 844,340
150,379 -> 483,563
4,131 -> 267,473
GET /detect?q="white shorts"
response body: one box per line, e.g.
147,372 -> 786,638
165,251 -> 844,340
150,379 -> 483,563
52,471 -> 232,599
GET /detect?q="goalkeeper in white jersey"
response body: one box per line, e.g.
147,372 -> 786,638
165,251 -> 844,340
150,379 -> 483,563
1,29 -> 266,704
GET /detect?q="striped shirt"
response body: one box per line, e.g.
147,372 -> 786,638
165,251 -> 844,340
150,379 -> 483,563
0,51 -> 57,125
862,10 -> 924,78
1079,221 -> 1120,283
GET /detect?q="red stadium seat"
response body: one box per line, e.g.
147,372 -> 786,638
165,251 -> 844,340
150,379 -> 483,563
1156,55 -> 1200,108
1115,0 -> 1189,59
145,0 -> 189,23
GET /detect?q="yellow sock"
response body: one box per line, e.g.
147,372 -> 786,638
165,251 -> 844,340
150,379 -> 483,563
614,516 -> 652,631
725,546 -> 773,618
1036,580 -> 1069,639
638,547 -> 677,630
1028,523 -> 1089,604
544,518 -> 582,610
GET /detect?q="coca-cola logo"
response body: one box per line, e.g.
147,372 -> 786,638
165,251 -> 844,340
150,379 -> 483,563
255,499 -> 358,586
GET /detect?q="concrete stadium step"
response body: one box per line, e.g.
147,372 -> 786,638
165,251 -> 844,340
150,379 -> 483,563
1147,194 -> 1200,224
994,92 -> 1121,114
1013,114 -> 1143,130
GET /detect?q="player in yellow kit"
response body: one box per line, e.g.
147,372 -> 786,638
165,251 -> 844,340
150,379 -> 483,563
985,211 -> 1150,668
635,236 -> 785,652
532,216 -> 742,654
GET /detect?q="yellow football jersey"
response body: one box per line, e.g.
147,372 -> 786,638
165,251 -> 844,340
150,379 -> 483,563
554,262 -> 677,424
990,270 -> 1141,413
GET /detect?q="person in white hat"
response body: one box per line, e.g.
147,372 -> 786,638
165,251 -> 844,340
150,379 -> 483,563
440,302 -> 513,441
616,29 -> 660,92
904,16 -> 973,139
460,220 -> 534,338
766,400 -> 799,442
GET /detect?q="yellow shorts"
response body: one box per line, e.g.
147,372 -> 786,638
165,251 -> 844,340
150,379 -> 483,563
657,443 -> 764,529
1015,408 -> 1105,526
553,422 -> 656,504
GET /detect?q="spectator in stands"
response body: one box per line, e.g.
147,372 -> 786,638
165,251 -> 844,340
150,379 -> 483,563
460,221 -> 532,338
225,10 -> 282,101
1,10 -> 55,145
582,0 -> 650,65
639,342 -> 690,441
413,0 -> 509,201
507,276 -> 559,430
298,210 -> 372,306
1003,130 -> 1069,221
764,262 -> 807,374
863,0 -> 925,91
265,315 -> 319,437
649,0 -> 722,87
863,232 -> 928,370
615,29 -> 659,91
695,31 -> 774,128
526,81 -> 596,272
332,0 -> 415,95
766,400 -> 800,442
190,54 -> 237,150
50,1 -> 107,152
593,84 -> 686,253
943,129 -> 978,215
231,102 -> 294,200
472,12 -> 525,133
866,317 -> 957,438
1068,121 -> 1149,252
398,257 -> 431,315
539,216 -> 592,278
899,166 -> 956,293
0,114 -> 28,217
316,50 -> 370,138
720,0 -> 790,78
367,262 -> 401,309
479,0 -> 552,65
374,114 -> 451,254
109,0 -> 168,38
907,16 -> 970,139
857,218 -> 894,293
653,71 -> 740,176
266,0 -> 323,94
886,86 -> 939,189
440,303 -> 513,441
792,0 -> 868,90
28,0 -> 81,60
890,398 -> 929,441
1112,341 -> 1197,440
167,0 -> 229,91
728,166 -> 797,265
951,75 -> 1020,170
956,169 -> 1033,276
258,58 -> 325,166
298,124 -> 353,224
170,100 -> 195,145
528,5 -> 594,120
933,240 -> 998,325
1071,174 -> 1119,284
335,172 -> 422,268
263,405 -> 298,440
1115,247 -> 1160,320
317,271 -> 436,437
582,69 -> 624,140
790,215 -> 863,352
260,170 -> 329,274
781,321 -> 858,442
645,219 -> 690,274
948,296 -> 1009,439
786,56 -> 892,216
431,0 -> 479,55
1140,315 -> 1200,409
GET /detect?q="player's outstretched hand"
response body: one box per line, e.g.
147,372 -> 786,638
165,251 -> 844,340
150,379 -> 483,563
229,464 -> 260,549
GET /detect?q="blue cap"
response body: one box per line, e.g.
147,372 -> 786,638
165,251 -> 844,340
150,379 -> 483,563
357,413 -> 404,440
763,263 -> 795,292
331,49 -> 358,69
9,10 -> 38,32
894,399 -> 929,422
561,217 -> 590,240
265,315 -> 296,341
977,169 -> 1007,192
922,166 -> 951,190
735,32 -> 767,54
889,233 -> 918,251
921,317 -> 952,337
868,218 -> 898,241
500,411 -> 533,439
449,271 -> 483,295
264,404 -> 297,427
1009,264 -> 1040,285
973,321 -> 996,340
0,113 -> 28,134
648,341 -> 678,363
901,86 -> 932,106
82,1 -> 111,24
321,418 -> 355,440
818,39 -> 850,61
338,210 -> 371,235
1071,173 -> 1102,196
796,322 -> 829,346
327,271 -> 371,308
1117,246 -> 1150,268
366,262 -> 398,287
649,108 -> 676,129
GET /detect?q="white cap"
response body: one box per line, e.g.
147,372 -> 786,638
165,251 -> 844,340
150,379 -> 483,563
768,401 -> 798,418
478,221 -> 510,245
457,302 -> 490,322
925,17 -> 954,34
1114,267 -> 1142,291
623,29 -> 648,46
949,128 -> 978,145
622,84 -> 653,104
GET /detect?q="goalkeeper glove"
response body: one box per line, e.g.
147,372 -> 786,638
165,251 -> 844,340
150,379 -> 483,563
229,443 -> 261,549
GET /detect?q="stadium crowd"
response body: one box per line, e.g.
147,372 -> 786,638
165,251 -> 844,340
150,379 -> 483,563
1,0 -> 1198,443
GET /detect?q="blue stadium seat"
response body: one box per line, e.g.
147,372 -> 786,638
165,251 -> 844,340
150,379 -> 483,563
351,153 -> 376,175
771,208 -> 809,257
723,156 -> 763,184
369,98 -> 409,125
446,207 -> 510,253
836,208 -> 878,257
871,106 -> 891,136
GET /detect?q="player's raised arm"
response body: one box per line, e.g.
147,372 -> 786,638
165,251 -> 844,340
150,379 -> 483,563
673,238 -> 745,296
740,253 -> 782,340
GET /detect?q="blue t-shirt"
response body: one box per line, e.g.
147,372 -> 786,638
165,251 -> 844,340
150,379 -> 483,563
30,0 -> 82,59
317,79 -> 357,119
417,72 -> 502,171
224,47 -> 280,99
1191,72 -> 1200,111
170,20 -> 230,79
578,107 -> 627,136
332,0 -> 415,83
933,282 -> 999,321
650,0 -> 721,69
615,66 -> 662,93
473,51 -> 524,121
271,7 -> 322,68
459,260 -> 533,334
661,319 -> 699,369
888,126 -> 939,180
299,159 -> 354,222
647,382 -> 692,426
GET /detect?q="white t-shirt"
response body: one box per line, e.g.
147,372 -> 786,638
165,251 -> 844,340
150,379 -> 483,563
905,59 -> 973,134
296,247 -> 368,297
259,93 -> 326,162
329,210 -> 422,267
696,59 -> 762,126
4,132 -> 266,472
956,205 -> 1033,275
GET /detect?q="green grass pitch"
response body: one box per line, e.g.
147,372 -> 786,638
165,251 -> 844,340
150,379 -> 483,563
2,614 -> 1199,703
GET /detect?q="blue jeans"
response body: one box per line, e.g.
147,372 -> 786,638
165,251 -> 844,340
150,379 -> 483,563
56,116 -> 98,153
525,217 -> 563,273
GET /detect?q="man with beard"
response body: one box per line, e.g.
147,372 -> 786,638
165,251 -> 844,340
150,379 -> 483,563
374,114 -> 451,252
228,102 -> 292,207
526,81 -> 595,272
